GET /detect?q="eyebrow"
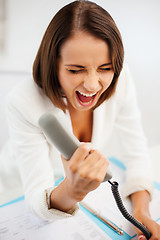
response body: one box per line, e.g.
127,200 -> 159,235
64,64 -> 85,68
64,63 -> 112,68
99,63 -> 112,67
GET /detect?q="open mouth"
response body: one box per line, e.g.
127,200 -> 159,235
75,91 -> 98,106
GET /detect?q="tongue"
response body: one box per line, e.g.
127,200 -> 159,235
76,91 -> 93,103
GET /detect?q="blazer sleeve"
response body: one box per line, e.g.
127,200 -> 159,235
114,66 -> 154,198
5,86 -> 78,221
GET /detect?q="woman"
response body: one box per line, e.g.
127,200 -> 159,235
0,1 -> 159,239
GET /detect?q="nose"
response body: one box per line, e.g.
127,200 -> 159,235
83,71 -> 100,92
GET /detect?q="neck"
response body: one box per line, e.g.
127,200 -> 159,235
67,103 -> 93,142
68,105 -> 92,120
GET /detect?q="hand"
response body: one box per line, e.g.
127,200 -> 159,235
61,142 -> 109,201
50,143 -> 109,212
133,209 -> 160,240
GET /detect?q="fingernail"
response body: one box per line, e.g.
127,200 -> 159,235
138,235 -> 145,240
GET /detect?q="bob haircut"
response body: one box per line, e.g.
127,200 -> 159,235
33,0 -> 124,111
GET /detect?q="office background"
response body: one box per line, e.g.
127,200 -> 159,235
0,0 -> 160,176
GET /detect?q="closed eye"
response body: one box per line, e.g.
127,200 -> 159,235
98,67 -> 112,71
68,69 -> 84,74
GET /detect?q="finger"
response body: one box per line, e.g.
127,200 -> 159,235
70,143 -> 93,164
76,159 -> 108,192
60,143 -> 92,163
78,151 -> 109,182
83,150 -> 109,174
85,149 -> 109,166
61,143 -> 93,175
89,159 -> 109,182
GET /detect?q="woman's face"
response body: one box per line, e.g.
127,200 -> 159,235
58,31 -> 114,112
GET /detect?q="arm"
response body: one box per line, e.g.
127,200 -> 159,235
6,100 -> 56,220
5,85 -> 74,220
131,190 -> 150,213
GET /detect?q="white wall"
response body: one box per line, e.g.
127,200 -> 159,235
0,0 -> 160,147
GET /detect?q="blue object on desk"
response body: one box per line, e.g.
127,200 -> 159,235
0,195 -> 24,208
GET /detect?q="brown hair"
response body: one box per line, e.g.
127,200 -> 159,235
33,0 -> 124,111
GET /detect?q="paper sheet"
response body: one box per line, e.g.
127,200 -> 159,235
0,200 -> 111,240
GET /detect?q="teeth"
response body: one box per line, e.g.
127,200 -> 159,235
78,91 -> 97,97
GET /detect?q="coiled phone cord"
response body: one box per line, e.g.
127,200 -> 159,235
108,180 -> 151,239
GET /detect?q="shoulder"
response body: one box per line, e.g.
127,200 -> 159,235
6,78 -> 58,126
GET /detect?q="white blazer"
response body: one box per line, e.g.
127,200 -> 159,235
0,66 -> 153,220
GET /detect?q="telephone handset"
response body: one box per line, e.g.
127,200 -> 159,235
39,112 -> 112,182
39,112 -> 151,240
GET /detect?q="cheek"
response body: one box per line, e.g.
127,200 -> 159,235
59,73 -> 80,96
60,72 -> 82,90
